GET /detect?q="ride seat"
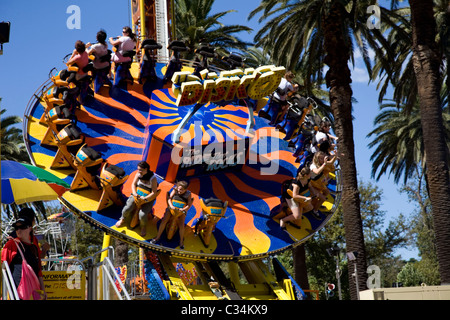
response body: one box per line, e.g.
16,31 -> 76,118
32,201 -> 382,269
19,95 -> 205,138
222,52 -> 244,69
196,197 -> 228,247
67,64 -> 79,73
97,163 -> 129,211
201,197 -> 228,218
203,198 -> 226,208
195,44 -> 215,58
70,144 -> 104,191
75,144 -> 103,167
99,163 -> 128,189
122,50 -> 136,60
41,104 -> 76,146
82,63 -> 94,74
168,40 -> 189,52
50,69 -> 70,87
50,124 -> 84,169
56,123 -> 83,146
99,50 -> 113,63
46,105 -> 72,125
45,86 -> 67,104
142,39 -> 162,51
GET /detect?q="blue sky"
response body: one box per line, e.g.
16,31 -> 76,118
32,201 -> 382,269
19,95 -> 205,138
0,0 -> 418,259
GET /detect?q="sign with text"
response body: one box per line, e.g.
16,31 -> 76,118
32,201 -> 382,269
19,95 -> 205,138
172,65 -> 286,106
42,270 -> 86,300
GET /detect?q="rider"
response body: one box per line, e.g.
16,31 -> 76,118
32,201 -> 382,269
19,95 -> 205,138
279,166 -> 314,229
66,40 -> 90,83
309,151 -> 335,218
86,29 -> 112,92
312,119 -> 338,154
115,161 -> 158,237
269,71 -> 299,125
151,181 -> 192,249
109,26 -> 138,85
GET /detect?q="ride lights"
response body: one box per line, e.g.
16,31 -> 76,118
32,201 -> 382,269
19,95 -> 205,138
326,283 -> 336,298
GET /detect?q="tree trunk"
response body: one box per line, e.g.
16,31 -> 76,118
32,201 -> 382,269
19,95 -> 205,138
292,245 -> 310,298
114,239 -> 129,266
323,2 -> 367,299
410,0 -> 450,284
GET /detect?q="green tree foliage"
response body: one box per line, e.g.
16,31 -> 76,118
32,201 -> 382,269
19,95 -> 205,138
283,179 -> 410,299
397,262 -> 424,287
69,217 -> 104,262
368,99 -> 450,185
174,0 -> 252,60
0,108 -> 29,163
400,171 -> 440,285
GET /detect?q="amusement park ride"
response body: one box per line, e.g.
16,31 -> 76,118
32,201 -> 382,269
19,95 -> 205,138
21,0 -> 341,300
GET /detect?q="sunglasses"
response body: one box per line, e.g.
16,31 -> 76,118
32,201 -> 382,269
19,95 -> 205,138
14,224 -> 31,230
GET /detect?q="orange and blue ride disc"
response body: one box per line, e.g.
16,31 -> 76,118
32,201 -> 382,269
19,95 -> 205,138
24,62 -> 340,260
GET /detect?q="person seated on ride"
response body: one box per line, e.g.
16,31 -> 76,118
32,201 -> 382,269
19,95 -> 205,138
115,161 -> 158,237
110,26 -> 137,64
66,40 -> 90,84
279,166 -> 314,229
86,29 -> 112,92
109,26 -> 138,84
309,151 -> 336,216
151,180 -> 192,249
266,71 -> 299,125
312,119 -> 338,153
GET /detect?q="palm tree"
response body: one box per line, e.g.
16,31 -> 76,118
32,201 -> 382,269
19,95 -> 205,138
174,0 -> 252,60
407,0 -> 450,284
373,2 -> 449,109
367,99 -> 450,185
368,101 -> 425,184
248,0 -> 401,299
370,0 -> 450,284
1,109 -> 29,163
241,46 -> 273,68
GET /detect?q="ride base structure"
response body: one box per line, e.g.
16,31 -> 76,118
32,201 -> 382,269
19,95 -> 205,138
22,1 -> 341,300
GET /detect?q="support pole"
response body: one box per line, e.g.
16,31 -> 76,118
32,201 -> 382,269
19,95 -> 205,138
100,233 -> 112,262
140,0 -> 146,40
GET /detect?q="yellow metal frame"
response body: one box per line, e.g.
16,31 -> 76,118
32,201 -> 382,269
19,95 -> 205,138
100,231 -> 297,300
139,0 -> 146,40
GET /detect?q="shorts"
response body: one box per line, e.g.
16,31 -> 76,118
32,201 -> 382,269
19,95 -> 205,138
286,198 -> 299,210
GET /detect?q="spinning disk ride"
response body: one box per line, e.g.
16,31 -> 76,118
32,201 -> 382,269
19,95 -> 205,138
22,0 -> 341,299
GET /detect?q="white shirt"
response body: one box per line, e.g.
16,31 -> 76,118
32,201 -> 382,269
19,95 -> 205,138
90,43 -> 110,69
310,162 -> 322,180
137,173 -> 156,190
112,36 -> 135,63
118,36 -> 135,54
273,78 -> 295,101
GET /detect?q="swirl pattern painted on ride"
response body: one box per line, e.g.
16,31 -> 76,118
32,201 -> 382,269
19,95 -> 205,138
24,64 -> 340,260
